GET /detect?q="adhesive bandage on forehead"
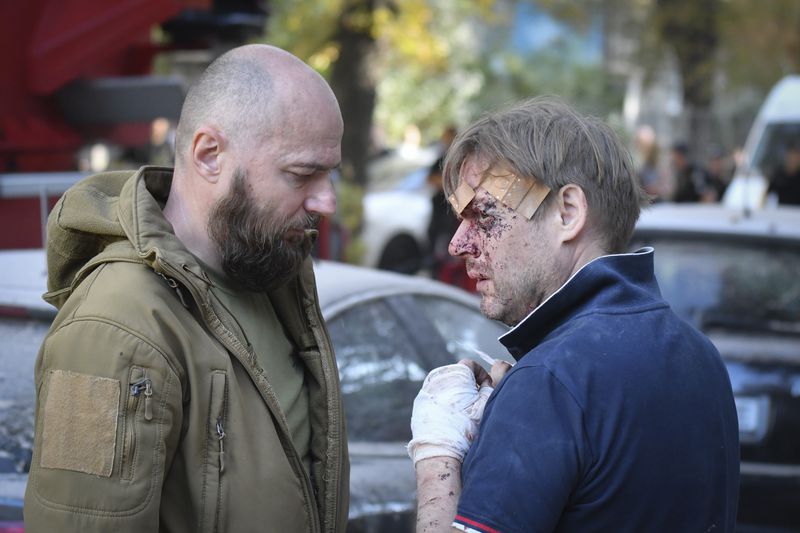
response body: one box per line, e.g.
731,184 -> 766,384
447,167 -> 551,220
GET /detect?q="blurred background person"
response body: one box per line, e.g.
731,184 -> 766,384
147,117 -> 176,167
702,146 -> 732,203
671,142 -> 710,203
634,124 -> 665,201
426,156 -> 475,291
768,139 -> 800,206
426,157 -> 454,276
436,125 -> 458,155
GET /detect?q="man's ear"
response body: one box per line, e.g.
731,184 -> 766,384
190,127 -> 227,183
555,184 -> 588,243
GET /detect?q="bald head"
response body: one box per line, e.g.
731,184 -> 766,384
174,45 -> 340,168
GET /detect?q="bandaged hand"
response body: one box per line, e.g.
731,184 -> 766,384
408,362 -> 493,465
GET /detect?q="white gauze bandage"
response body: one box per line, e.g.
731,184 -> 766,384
408,364 -> 493,465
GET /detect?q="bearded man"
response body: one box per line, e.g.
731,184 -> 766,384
24,45 -> 349,533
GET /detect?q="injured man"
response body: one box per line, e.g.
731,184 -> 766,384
408,97 -> 741,533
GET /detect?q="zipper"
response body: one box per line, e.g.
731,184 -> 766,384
202,371 -> 228,533
130,377 -> 154,421
156,271 -> 189,308
159,260 -> 322,531
216,417 -> 226,473
307,296 -> 345,532
122,370 -> 153,480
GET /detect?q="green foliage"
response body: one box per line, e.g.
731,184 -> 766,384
474,43 -> 623,120
533,0 -> 599,29
334,179 -> 366,263
719,0 -> 800,92
265,0 -> 343,70
536,0 -> 800,99
263,0 -> 499,144
336,180 -> 364,234
263,0 -> 799,146
372,0 -> 624,143
533,0 -> 800,152
260,0 -> 628,264
258,0 -> 800,260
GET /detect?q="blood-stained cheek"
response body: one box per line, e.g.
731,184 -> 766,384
485,217 -> 514,241
480,200 -> 517,240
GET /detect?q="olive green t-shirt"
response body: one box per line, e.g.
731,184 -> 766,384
206,268 -> 311,474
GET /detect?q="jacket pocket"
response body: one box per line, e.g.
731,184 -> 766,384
120,366 -> 154,481
201,371 -> 227,533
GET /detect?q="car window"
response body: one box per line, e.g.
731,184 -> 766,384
327,297 -> 434,442
0,316 -> 48,474
630,238 -> 800,332
752,122 -> 800,177
328,293 -> 508,443
412,295 -> 511,364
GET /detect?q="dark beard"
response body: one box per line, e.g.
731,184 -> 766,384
208,168 -> 319,292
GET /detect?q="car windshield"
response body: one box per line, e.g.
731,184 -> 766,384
752,122 -> 800,178
328,293 -> 507,442
635,238 -> 800,334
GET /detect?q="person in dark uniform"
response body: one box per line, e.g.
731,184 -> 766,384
768,139 -> 800,205
671,142 -> 710,203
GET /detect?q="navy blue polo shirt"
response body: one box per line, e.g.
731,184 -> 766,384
454,249 -> 739,533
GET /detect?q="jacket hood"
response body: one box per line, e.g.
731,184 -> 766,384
45,166 -> 185,308
44,166 -> 318,309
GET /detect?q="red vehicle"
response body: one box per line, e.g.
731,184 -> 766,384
0,0 -> 266,250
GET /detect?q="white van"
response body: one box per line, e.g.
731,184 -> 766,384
724,75 -> 800,209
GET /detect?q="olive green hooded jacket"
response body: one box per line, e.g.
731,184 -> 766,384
23,167 -> 349,532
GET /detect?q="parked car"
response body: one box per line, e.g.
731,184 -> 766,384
630,203 -> 800,532
0,251 -> 508,532
362,184 -> 432,274
724,75 -> 800,209
361,149 -> 439,274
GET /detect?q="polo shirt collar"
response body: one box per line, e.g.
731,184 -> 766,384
500,247 -> 660,361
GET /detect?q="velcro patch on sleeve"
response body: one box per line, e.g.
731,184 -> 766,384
40,370 -> 120,477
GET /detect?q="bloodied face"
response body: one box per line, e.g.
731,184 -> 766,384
448,156 -> 567,326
